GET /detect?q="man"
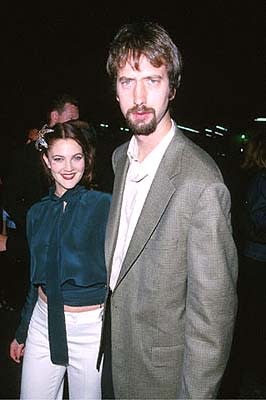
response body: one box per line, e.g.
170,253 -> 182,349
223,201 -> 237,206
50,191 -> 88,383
0,94 -> 79,307
99,22 -> 238,399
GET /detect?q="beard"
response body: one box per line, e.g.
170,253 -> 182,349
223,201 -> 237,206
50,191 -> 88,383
126,106 -> 157,136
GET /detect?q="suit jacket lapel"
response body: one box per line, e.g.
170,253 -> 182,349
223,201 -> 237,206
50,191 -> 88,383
105,151 -> 129,277
114,129 -> 185,289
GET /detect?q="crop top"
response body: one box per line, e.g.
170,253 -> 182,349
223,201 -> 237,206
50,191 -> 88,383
15,185 -> 111,365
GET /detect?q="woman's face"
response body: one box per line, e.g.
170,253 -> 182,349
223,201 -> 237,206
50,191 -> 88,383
43,138 -> 85,197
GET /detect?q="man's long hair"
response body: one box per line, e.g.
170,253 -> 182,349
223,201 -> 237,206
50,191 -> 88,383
106,21 -> 183,97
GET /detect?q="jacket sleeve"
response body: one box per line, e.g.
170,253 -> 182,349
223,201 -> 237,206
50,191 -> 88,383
179,182 -> 238,399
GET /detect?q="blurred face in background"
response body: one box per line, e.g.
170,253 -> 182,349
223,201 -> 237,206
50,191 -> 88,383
50,103 -> 79,127
58,103 -> 79,123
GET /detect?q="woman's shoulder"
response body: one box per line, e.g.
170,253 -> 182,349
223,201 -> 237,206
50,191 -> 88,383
79,190 -> 112,222
249,169 -> 266,186
80,189 -> 112,206
26,193 -> 52,219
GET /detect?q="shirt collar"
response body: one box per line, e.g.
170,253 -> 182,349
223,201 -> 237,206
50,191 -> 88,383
127,120 -> 175,180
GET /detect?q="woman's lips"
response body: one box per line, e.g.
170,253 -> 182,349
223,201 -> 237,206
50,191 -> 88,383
61,173 -> 75,180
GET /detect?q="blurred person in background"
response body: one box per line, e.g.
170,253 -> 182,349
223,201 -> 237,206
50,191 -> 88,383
236,131 -> 266,395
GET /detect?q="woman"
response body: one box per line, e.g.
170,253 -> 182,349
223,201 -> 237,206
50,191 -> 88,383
237,131 -> 266,394
10,121 -> 111,399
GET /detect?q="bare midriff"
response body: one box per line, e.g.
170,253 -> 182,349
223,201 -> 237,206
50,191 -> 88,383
38,286 -> 104,312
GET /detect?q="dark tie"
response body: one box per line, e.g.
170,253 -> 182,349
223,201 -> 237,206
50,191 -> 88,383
100,289 -> 115,399
46,208 -> 68,366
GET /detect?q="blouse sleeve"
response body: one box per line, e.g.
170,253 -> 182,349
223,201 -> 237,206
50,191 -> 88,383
15,206 -> 38,344
15,283 -> 38,344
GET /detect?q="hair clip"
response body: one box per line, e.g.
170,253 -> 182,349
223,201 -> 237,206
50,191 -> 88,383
35,124 -> 54,151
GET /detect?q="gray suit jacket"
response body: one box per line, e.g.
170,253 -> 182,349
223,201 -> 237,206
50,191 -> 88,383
104,125 -> 238,399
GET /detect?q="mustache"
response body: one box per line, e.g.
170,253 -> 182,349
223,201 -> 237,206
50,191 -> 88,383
128,105 -> 154,114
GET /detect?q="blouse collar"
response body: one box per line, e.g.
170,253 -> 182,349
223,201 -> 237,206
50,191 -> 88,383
46,184 -> 87,203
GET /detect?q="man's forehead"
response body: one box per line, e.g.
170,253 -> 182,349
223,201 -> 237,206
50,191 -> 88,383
118,55 -> 166,75
63,102 -> 78,111
123,54 -> 150,69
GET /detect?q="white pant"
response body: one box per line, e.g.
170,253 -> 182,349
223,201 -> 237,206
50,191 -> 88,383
20,296 -> 103,399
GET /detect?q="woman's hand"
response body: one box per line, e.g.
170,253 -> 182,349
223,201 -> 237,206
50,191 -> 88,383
0,234 -> 7,251
10,339 -> 25,363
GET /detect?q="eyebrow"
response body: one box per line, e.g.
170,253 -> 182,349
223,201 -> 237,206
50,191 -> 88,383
51,152 -> 83,157
118,74 -> 163,81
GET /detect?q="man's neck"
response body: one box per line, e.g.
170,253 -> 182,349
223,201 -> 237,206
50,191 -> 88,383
135,117 -> 172,162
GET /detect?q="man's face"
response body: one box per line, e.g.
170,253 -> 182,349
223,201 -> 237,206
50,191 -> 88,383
116,55 -> 174,136
58,102 -> 79,123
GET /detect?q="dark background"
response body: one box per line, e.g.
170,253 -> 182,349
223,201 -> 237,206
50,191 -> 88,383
1,2 -> 266,397
1,1 -> 266,144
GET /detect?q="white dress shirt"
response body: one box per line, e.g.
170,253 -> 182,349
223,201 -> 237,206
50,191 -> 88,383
109,121 -> 175,290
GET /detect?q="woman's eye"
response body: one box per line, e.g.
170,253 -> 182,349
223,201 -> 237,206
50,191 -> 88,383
74,155 -> 83,161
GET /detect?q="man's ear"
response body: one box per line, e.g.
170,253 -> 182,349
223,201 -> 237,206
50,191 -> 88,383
169,88 -> 176,101
42,154 -> 51,169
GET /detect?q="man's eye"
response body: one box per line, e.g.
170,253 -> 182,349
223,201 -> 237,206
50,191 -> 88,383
148,78 -> 159,84
121,79 -> 132,86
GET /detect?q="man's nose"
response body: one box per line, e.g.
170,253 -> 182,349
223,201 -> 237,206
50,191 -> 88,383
133,81 -> 146,107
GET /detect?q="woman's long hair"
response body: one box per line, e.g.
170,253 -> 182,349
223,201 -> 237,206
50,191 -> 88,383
241,131 -> 266,170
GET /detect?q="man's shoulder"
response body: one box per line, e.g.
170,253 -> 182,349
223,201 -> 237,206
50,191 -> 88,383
183,136 -> 217,166
113,141 -> 129,155
112,141 -> 129,164
172,128 -> 223,181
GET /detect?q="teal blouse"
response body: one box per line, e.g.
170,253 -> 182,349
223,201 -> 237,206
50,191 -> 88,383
15,185 -> 111,365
